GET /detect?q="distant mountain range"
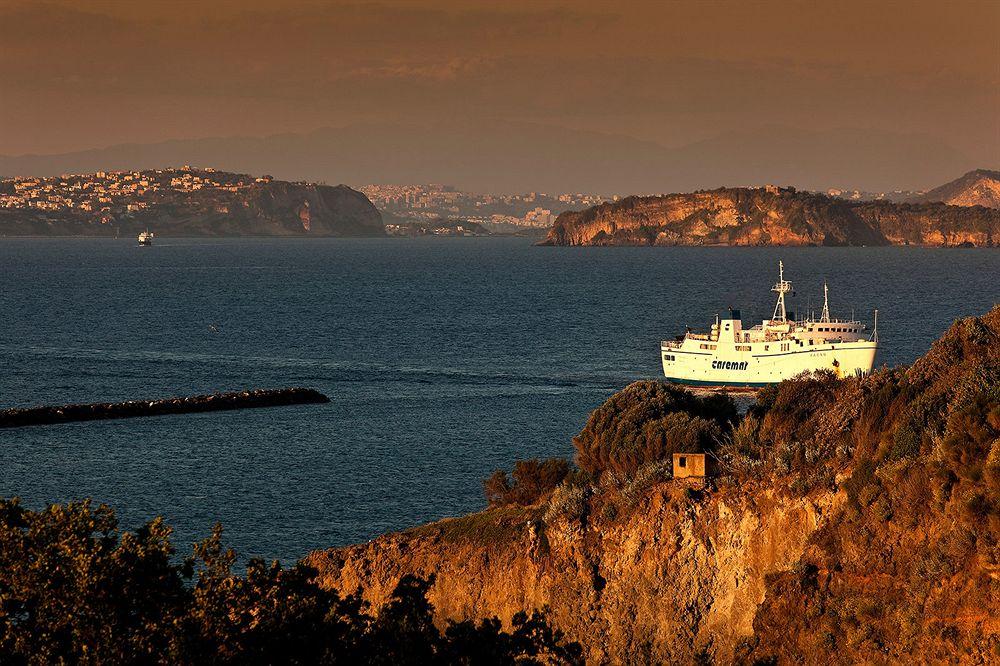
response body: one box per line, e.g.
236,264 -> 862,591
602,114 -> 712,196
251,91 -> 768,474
543,185 -> 1000,247
905,169 -> 1000,208
0,122 -> 980,195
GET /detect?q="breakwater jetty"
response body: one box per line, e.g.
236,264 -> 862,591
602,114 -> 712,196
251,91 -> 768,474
0,388 -> 330,428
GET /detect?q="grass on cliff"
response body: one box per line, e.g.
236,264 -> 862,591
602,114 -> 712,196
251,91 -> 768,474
407,503 -> 546,547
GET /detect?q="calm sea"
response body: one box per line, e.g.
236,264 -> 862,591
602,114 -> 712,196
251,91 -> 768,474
1,238 -> 997,562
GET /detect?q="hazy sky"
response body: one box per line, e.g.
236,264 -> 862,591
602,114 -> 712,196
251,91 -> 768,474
2,0 -> 998,167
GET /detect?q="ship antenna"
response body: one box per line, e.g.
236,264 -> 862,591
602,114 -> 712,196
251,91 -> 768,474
820,280 -> 830,323
872,308 -> 879,343
771,260 -> 791,322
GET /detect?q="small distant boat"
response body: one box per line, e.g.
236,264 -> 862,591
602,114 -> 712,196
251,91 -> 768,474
137,229 -> 154,246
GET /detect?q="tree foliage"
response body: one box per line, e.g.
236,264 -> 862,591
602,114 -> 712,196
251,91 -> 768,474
573,381 -> 736,477
0,499 -> 582,665
483,458 -> 571,507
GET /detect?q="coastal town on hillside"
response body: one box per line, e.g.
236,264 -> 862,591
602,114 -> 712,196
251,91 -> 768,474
0,167 -> 620,234
0,167 -> 274,225
360,183 -> 614,232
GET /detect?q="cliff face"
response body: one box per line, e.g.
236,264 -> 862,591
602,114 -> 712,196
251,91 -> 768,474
309,487 -> 841,663
854,200 -> 999,246
542,187 -> 999,246
188,181 -> 386,237
308,306 -> 1000,663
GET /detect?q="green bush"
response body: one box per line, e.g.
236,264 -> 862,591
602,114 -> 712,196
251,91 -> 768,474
483,458 -> 571,507
573,382 -> 735,478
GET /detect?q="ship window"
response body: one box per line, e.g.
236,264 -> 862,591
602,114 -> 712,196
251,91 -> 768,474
764,345 -> 769,351
678,456 -> 686,468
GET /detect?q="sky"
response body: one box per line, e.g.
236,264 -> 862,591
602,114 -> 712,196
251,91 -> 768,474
1,0 -> 997,190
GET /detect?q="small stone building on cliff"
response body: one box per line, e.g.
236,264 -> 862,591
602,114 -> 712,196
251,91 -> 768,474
673,452 -> 711,479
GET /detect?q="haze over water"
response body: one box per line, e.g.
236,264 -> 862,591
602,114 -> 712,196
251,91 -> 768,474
2,238 -> 997,562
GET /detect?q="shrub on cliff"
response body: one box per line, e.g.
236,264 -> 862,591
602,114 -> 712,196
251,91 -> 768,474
483,458 -> 571,507
573,382 -> 736,478
0,498 -> 582,665
747,308 -> 1000,662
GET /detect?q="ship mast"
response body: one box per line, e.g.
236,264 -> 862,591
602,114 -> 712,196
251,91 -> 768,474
820,281 -> 830,322
771,261 -> 793,322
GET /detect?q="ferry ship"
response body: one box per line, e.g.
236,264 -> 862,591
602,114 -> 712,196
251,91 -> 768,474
661,262 -> 879,389
137,229 -> 154,246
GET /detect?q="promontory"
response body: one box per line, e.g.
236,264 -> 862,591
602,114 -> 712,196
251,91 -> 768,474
0,167 -> 385,237
541,185 -> 1000,247
307,306 -> 1000,663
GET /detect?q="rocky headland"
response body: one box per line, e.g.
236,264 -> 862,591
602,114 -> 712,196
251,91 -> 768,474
541,185 -> 1000,247
307,306 -> 1000,663
0,168 -> 385,237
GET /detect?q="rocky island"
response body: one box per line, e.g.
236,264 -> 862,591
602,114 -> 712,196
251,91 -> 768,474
307,306 -> 1000,663
542,184 -> 1000,246
0,167 -> 385,237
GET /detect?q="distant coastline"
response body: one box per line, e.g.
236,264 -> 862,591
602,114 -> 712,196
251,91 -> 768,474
0,167 -> 385,238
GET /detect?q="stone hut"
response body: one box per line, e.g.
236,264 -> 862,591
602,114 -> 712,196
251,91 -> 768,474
673,452 -> 710,479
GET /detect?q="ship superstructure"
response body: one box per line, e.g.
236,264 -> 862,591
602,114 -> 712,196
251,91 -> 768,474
137,229 -> 154,246
661,262 -> 879,388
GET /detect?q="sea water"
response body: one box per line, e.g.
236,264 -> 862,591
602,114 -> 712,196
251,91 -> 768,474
1,238 -> 997,562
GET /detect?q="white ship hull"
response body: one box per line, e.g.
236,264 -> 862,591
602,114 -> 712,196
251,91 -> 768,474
661,340 -> 878,388
660,261 -> 880,389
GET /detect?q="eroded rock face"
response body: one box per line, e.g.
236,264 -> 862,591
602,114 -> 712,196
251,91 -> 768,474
238,181 -> 385,236
542,187 -> 999,247
307,485 -> 842,663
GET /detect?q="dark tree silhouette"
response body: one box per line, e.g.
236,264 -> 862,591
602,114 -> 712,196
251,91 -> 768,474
0,499 -> 582,665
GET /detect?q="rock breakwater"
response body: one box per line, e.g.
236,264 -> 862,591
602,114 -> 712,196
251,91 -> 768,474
0,388 -> 330,428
